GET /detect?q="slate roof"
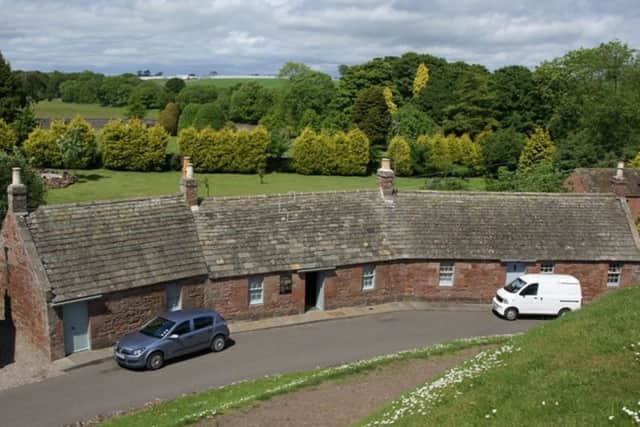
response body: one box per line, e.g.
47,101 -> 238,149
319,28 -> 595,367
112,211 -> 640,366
571,168 -> 640,196
194,191 -> 640,279
25,196 -> 207,303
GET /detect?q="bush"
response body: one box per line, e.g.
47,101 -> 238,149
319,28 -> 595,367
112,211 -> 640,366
177,103 -> 201,132
101,120 -> 168,171
229,82 -> 274,123
0,151 -> 46,218
292,127 -> 369,176
176,86 -> 217,107
423,177 -> 467,191
128,81 -> 169,109
0,118 -> 17,153
24,127 -> 63,168
486,163 -> 566,192
481,128 -> 527,176
335,128 -> 369,176
386,136 -> 412,176
165,78 -> 186,95
158,102 -> 179,136
177,126 -> 269,173
55,116 -> 97,169
192,102 -> 226,130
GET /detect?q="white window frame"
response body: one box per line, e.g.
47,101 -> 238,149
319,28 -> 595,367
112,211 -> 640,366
439,262 -> 455,287
166,284 -> 182,311
540,262 -> 554,274
362,265 -> 376,291
248,277 -> 264,305
607,263 -> 621,287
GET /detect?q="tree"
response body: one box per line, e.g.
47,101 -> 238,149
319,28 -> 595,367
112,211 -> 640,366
0,119 -> 17,153
125,100 -> 146,119
229,82 -> 274,123
487,163 -> 565,193
177,103 -> 201,131
97,74 -> 140,106
158,102 -> 179,135
283,70 -> 336,128
192,102 -> 226,130
176,85 -> 217,106
13,70 -> 49,102
0,51 -> 26,123
386,136 -> 412,176
480,128 -> 527,175
11,106 -> 38,144
165,78 -> 186,95
54,116 -> 97,169
0,151 -> 46,218
412,63 -> 429,97
334,128 -> 369,176
383,87 -> 397,114
292,128 -> 335,175
101,120 -> 168,171
518,127 -> 555,172
490,65 -> 540,134
128,81 -> 168,109
389,104 -> 438,141
277,62 -> 311,79
351,86 -> 391,159
23,124 -> 64,168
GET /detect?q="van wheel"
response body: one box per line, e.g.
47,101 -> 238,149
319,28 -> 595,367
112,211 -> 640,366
504,307 -> 518,321
558,308 -> 571,317
211,335 -> 226,352
146,351 -> 164,370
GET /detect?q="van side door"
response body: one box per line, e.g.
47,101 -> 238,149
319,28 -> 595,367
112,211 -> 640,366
518,283 -> 540,314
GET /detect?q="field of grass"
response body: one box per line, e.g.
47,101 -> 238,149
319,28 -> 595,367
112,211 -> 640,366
359,285 -> 640,426
184,77 -> 288,90
46,170 -> 483,205
34,100 -> 160,120
97,336 -> 508,427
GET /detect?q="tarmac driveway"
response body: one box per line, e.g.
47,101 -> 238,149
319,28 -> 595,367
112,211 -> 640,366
0,309 -> 541,427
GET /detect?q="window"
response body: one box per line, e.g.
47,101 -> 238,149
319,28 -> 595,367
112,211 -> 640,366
608,263 -> 621,287
362,265 -> 375,290
280,274 -> 293,295
439,262 -> 455,287
193,316 -> 213,330
166,284 -> 182,311
540,263 -> 554,274
249,277 -> 264,305
520,283 -> 538,296
172,321 -> 191,336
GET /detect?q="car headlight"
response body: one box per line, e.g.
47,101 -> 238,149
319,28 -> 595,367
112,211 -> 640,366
132,348 -> 146,356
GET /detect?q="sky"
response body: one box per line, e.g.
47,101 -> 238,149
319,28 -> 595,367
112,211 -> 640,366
1,0 -> 638,76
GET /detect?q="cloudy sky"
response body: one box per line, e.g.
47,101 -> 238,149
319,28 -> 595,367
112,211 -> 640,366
1,0 -> 638,76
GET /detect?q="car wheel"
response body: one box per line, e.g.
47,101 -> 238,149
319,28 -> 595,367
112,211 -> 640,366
146,351 -> 164,370
558,308 -> 571,317
505,307 -> 518,321
211,335 -> 226,352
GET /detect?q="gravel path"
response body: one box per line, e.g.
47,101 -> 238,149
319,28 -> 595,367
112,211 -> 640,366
195,346 -> 487,427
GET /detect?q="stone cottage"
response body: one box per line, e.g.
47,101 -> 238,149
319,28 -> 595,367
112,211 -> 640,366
2,160 -> 640,360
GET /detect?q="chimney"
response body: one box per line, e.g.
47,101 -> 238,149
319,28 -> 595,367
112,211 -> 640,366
179,158 -> 198,210
181,156 -> 191,177
611,161 -> 627,198
377,158 -> 395,204
7,168 -> 27,215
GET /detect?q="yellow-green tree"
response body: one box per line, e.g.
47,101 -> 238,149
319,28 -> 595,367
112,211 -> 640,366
518,127 -> 555,173
292,127 -> 335,175
0,119 -> 17,153
412,63 -> 429,98
383,87 -> 397,114
630,152 -> 640,168
386,136 -> 412,176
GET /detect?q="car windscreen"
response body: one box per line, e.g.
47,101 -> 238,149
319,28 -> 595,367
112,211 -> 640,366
504,278 -> 526,293
140,317 -> 176,338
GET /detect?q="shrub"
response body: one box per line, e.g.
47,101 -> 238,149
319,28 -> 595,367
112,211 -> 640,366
481,128 -> 527,176
0,118 -> 17,153
158,102 -> 179,136
386,136 -> 412,176
10,106 -> 37,144
55,116 -> 97,169
178,103 -> 201,132
0,151 -> 46,218
101,120 -> 168,171
128,81 -> 169,109
335,128 -> 369,176
23,127 -> 63,167
229,82 -> 274,123
292,127 -> 369,176
192,102 -> 226,130
176,86 -> 217,107
165,78 -> 186,95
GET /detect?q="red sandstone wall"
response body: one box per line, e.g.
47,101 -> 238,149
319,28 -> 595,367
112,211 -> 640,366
563,172 -> 586,193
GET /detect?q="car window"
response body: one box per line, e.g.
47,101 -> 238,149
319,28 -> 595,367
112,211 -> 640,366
194,316 -> 213,330
520,283 -> 538,296
140,316 -> 175,338
172,321 -> 191,336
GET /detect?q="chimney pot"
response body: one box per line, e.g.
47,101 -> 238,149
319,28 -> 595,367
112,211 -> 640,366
186,164 -> 194,179
7,167 -> 27,215
377,158 -> 395,204
616,162 -> 624,180
380,158 -> 391,171
11,168 -> 22,186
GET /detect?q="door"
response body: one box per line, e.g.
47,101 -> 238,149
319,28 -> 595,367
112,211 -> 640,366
517,283 -> 541,314
166,284 -> 182,311
192,316 -> 214,350
305,272 -> 318,310
505,262 -> 526,285
63,302 -> 89,355
165,320 -> 194,357
315,273 -> 325,311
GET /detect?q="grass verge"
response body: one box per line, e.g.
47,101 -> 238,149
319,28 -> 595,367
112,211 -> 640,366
358,285 -> 640,426
96,335 -> 512,427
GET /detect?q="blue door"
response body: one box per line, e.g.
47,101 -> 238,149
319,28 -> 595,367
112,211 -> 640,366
505,262 -> 526,285
63,302 -> 89,355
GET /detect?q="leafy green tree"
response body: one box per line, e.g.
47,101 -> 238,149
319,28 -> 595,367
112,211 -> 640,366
421,133 -> 452,174
192,102 -> 226,130
0,151 -> 46,218
158,102 -> 179,135
518,127 -> 555,172
298,109 -> 321,132
11,106 -> 38,144
0,119 -> 17,153
97,74 -> 140,106
412,63 -> 429,97
58,71 -> 103,103
229,82 -> 274,123
277,62 -> 311,79
386,136 -> 412,176
490,65 -> 540,134
487,163 -> 565,193
177,103 -> 201,131
389,104 -> 438,141
23,126 -> 64,168
165,78 -> 186,95
480,128 -> 527,175
332,58 -> 395,114
176,85 -> 217,107
351,86 -> 391,152
0,51 -> 26,123
55,116 -> 97,168
128,81 -> 168,109
125,100 -> 146,119
13,70 -> 49,102
283,70 -> 336,128
320,109 -> 351,133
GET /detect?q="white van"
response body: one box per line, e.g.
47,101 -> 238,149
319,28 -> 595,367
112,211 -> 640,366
492,274 -> 582,321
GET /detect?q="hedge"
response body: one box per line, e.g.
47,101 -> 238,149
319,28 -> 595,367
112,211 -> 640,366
23,117 -> 96,168
386,136 -> 412,176
177,126 -> 269,173
101,119 -> 168,171
292,127 -> 369,176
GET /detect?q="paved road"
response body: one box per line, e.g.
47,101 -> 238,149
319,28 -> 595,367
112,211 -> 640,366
0,310 -> 542,427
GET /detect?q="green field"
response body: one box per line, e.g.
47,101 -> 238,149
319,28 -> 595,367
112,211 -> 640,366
34,100 -> 160,120
46,170 -> 487,205
184,77 -> 288,89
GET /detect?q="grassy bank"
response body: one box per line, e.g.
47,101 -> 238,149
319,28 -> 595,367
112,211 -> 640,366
97,335 -> 510,427
359,285 -> 640,426
45,170 -> 486,205
34,100 -> 160,120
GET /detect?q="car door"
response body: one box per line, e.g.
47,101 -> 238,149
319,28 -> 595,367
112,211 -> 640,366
192,316 -> 214,350
517,283 -> 540,314
165,320 -> 193,357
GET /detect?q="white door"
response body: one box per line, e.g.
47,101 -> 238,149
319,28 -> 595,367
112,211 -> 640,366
63,302 -> 89,355
517,283 -> 541,314
166,284 -> 182,311
316,273 -> 325,311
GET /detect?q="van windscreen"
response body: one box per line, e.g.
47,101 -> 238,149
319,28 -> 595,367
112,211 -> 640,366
505,278 -> 526,293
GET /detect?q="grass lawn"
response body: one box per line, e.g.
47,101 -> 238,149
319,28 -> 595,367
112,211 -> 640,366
46,170 -> 474,205
359,285 -> 640,426
34,100 -> 160,120
96,336 -> 509,427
